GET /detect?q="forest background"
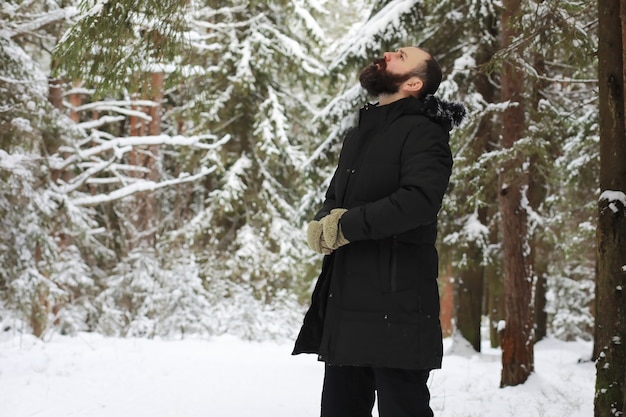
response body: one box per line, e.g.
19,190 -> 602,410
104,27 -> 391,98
1,0 -> 624,414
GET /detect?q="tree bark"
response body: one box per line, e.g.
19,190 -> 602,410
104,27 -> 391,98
48,78 -> 64,110
594,0 -> 626,415
68,81 -> 82,123
529,53 -> 549,343
486,247 -> 504,347
499,0 -> 534,387
439,264 -> 454,338
454,24 -> 498,352
126,72 -> 164,249
483,206 -> 504,348
455,244 -> 483,351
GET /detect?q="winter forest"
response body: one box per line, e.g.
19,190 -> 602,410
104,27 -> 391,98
1,0 -> 625,415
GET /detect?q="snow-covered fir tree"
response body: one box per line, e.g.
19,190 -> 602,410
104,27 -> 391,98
0,1 -> 98,336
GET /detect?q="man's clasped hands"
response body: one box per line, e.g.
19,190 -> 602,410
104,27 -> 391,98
306,208 -> 350,255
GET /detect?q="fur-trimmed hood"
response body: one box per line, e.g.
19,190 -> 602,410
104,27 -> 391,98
420,94 -> 467,131
359,94 -> 466,133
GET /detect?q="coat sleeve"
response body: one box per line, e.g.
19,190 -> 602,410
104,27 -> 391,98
340,122 -> 453,241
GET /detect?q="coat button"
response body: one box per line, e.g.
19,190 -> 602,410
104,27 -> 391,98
351,169 -> 356,174
329,293 -> 334,298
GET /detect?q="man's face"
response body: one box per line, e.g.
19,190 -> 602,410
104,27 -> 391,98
359,47 -> 428,97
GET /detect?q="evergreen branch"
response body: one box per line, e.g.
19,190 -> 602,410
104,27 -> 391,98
70,166 -> 216,206
52,0 -> 190,95
52,134 -> 231,171
54,155 -> 117,194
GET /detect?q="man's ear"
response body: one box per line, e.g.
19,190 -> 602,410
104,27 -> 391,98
404,77 -> 423,93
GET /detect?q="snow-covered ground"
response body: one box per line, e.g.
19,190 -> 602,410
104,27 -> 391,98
0,332 -> 594,417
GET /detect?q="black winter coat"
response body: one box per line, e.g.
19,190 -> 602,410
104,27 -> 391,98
293,95 -> 466,370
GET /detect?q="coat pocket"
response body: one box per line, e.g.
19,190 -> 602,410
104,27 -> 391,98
332,310 -> 442,369
379,237 -> 418,293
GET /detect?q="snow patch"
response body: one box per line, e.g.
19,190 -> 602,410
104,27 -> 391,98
497,320 -> 506,332
0,334 -> 595,417
10,117 -> 33,132
600,190 -> 626,211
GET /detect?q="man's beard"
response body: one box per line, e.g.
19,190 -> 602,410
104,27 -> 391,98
359,58 -> 413,97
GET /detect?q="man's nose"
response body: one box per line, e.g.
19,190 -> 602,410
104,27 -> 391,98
383,51 -> 398,62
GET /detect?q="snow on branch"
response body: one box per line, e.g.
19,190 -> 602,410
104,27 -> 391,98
78,116 -> 126,130
0,149 -> 38,178
1,7 -> 78,39
192,14 -> 263,30
0,75 -> 38,84
71,166 -> 216,206
74,99 -> 161,111
67,104 -> 153,121
600,190 -> 626,214
314,82 -> 364,123
255,156 -> 297,218
292,0 -> 328,43
328,0 -> 420,70
52,134 -> 231,171
55,156 -> 117,194
257,23 -> 325,75
301,124 -> 342,169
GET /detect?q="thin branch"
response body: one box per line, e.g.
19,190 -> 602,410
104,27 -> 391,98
71,166 -> 217,206
52,134 -> 231,171
3,7 -> 79,39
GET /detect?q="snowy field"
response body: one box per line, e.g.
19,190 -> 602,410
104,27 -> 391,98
0,332 -> 594,417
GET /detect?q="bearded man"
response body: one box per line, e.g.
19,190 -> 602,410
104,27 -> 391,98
293,46 -> 466,417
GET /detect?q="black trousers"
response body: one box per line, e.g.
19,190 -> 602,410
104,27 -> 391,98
320,364 -> 434,417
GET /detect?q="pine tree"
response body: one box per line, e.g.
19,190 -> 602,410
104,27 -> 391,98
167,0 -> 328,309
0,1 -> 98,336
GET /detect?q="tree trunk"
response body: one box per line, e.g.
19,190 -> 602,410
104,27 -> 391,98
455,244 -> 483,351
499,0 -> 534,387
454,28 -> 498,352
439,264 -> 454,338
48,78 -> 64,110
30,243 -> 49,338
486,249 -> 504,347
483,206 -> 504,348
529,53 -> 549,343
594,0 -> 626,414
533,268 -> 547,341
126,72 -> 164,249
68,81 -> 82,123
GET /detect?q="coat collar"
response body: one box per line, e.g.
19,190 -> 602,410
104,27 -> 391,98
359,95 -> 466,132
